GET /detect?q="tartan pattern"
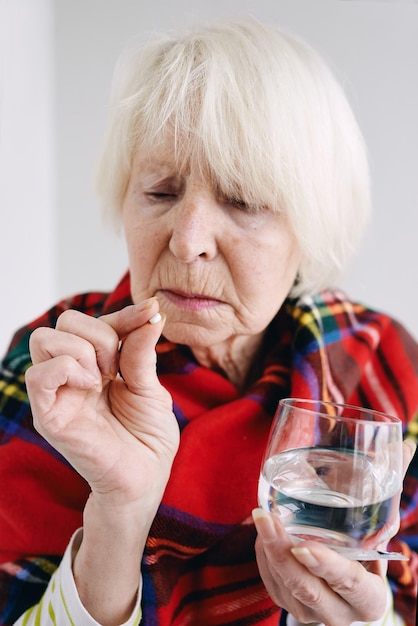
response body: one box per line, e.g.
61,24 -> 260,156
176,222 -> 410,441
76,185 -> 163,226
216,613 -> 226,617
0,273 -> 417,625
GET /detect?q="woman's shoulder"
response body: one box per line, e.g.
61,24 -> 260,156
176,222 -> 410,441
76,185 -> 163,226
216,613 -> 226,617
285,288 -> 418,379
285,288 -> 417,426
289,288 -> 416,342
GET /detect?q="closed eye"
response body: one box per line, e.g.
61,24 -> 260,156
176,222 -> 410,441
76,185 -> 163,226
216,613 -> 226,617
227,197 -> 248,209
145,192 -> 177,201
224,196 -> 266,214
143,174 -> 183,201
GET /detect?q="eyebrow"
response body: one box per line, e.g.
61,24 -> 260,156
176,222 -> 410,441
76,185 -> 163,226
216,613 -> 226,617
130,170 -> 183,195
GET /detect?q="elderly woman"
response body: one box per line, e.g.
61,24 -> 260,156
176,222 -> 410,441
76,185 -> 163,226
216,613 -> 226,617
0,18 -> 417,626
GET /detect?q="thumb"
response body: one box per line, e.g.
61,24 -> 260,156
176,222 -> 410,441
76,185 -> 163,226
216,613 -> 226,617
118,311 -> 166,394
99,299 -> 160,341
402,438 -> 417,477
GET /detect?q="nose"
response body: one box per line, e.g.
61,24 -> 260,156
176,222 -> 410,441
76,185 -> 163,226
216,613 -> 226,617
168,189 -> 218,262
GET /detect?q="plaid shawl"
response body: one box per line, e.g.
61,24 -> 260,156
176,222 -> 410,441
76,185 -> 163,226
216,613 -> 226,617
0,272 -> 417,626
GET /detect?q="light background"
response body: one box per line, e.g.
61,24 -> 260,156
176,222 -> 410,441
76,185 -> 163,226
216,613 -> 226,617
1,0 -> 417,355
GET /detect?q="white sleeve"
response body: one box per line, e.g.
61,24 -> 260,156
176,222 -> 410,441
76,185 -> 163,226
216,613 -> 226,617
286,579 -> 405,626
13,529 -> 142,626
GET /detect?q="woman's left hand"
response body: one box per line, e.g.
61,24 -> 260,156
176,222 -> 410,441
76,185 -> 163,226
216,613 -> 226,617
253,439 -> 416,626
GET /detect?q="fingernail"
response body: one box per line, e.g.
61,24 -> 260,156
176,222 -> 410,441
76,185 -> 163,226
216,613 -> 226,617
291,546 -> 320,568
149,312 -> 162,325
252,508 -> 276,541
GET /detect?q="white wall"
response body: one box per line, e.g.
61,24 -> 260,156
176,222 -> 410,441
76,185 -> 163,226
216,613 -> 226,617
1,0 -> 54,355
2,0 -> 417,356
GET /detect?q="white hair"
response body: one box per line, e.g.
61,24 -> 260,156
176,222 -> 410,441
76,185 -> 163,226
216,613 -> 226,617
95,18 -> 371,296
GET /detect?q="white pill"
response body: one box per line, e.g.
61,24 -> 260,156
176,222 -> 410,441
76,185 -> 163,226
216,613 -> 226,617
149,312 -> 162,325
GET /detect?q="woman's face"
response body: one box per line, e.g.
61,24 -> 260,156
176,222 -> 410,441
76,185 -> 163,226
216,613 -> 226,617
122,146 -> 301,355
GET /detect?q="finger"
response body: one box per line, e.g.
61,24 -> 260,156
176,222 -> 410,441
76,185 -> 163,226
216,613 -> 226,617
99,299 -> 160,339
402,438 -> 417,476
25,356 -> 100,417
55,309 -> 123,380
253,509 -> 387,624
290,542 -> 386,623
100,300 -> 162,380
118,312 -> 166,394
252,507 -> 294,549
29,327 -> 102,380
55,300 -> 161,380
253,510 -> 332,623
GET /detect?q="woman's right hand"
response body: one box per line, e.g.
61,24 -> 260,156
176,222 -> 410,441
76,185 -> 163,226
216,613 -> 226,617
25,298 -> 179,623
25,298 -> 179,514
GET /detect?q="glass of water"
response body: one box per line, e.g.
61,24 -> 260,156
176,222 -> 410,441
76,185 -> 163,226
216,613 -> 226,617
258,398 -> 407,560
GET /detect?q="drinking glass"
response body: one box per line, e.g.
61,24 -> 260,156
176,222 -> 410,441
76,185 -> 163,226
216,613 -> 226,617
258,398 -> 407,560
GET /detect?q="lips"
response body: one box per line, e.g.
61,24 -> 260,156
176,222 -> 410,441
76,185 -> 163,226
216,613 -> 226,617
158,289 -> 222,311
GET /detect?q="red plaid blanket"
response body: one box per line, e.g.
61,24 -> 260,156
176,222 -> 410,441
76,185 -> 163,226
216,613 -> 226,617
1,272 -> 417,625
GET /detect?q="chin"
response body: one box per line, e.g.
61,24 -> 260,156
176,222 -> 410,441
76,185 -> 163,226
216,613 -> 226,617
162,320 -> 226,350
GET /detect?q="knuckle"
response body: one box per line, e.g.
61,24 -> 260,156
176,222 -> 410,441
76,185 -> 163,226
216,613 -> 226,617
71,338 -> 97,364
56,308 -> 81,328
329,569 -> 385,623
24,361 -> 49,387
330,569 -> 363,595
291,581 -> 322,607
332,577 -> 357,595
31,412 -> 43,433
29,326 -> 50,349
56,309 -> 118,355
24,364 -> 36,387
58,353 -> 78,369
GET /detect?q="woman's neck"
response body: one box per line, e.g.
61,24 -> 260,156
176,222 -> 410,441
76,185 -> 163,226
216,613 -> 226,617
190,330 -> 266,390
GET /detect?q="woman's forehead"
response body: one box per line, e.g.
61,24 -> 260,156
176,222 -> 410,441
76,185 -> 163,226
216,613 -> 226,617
133,141 -> 214,182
